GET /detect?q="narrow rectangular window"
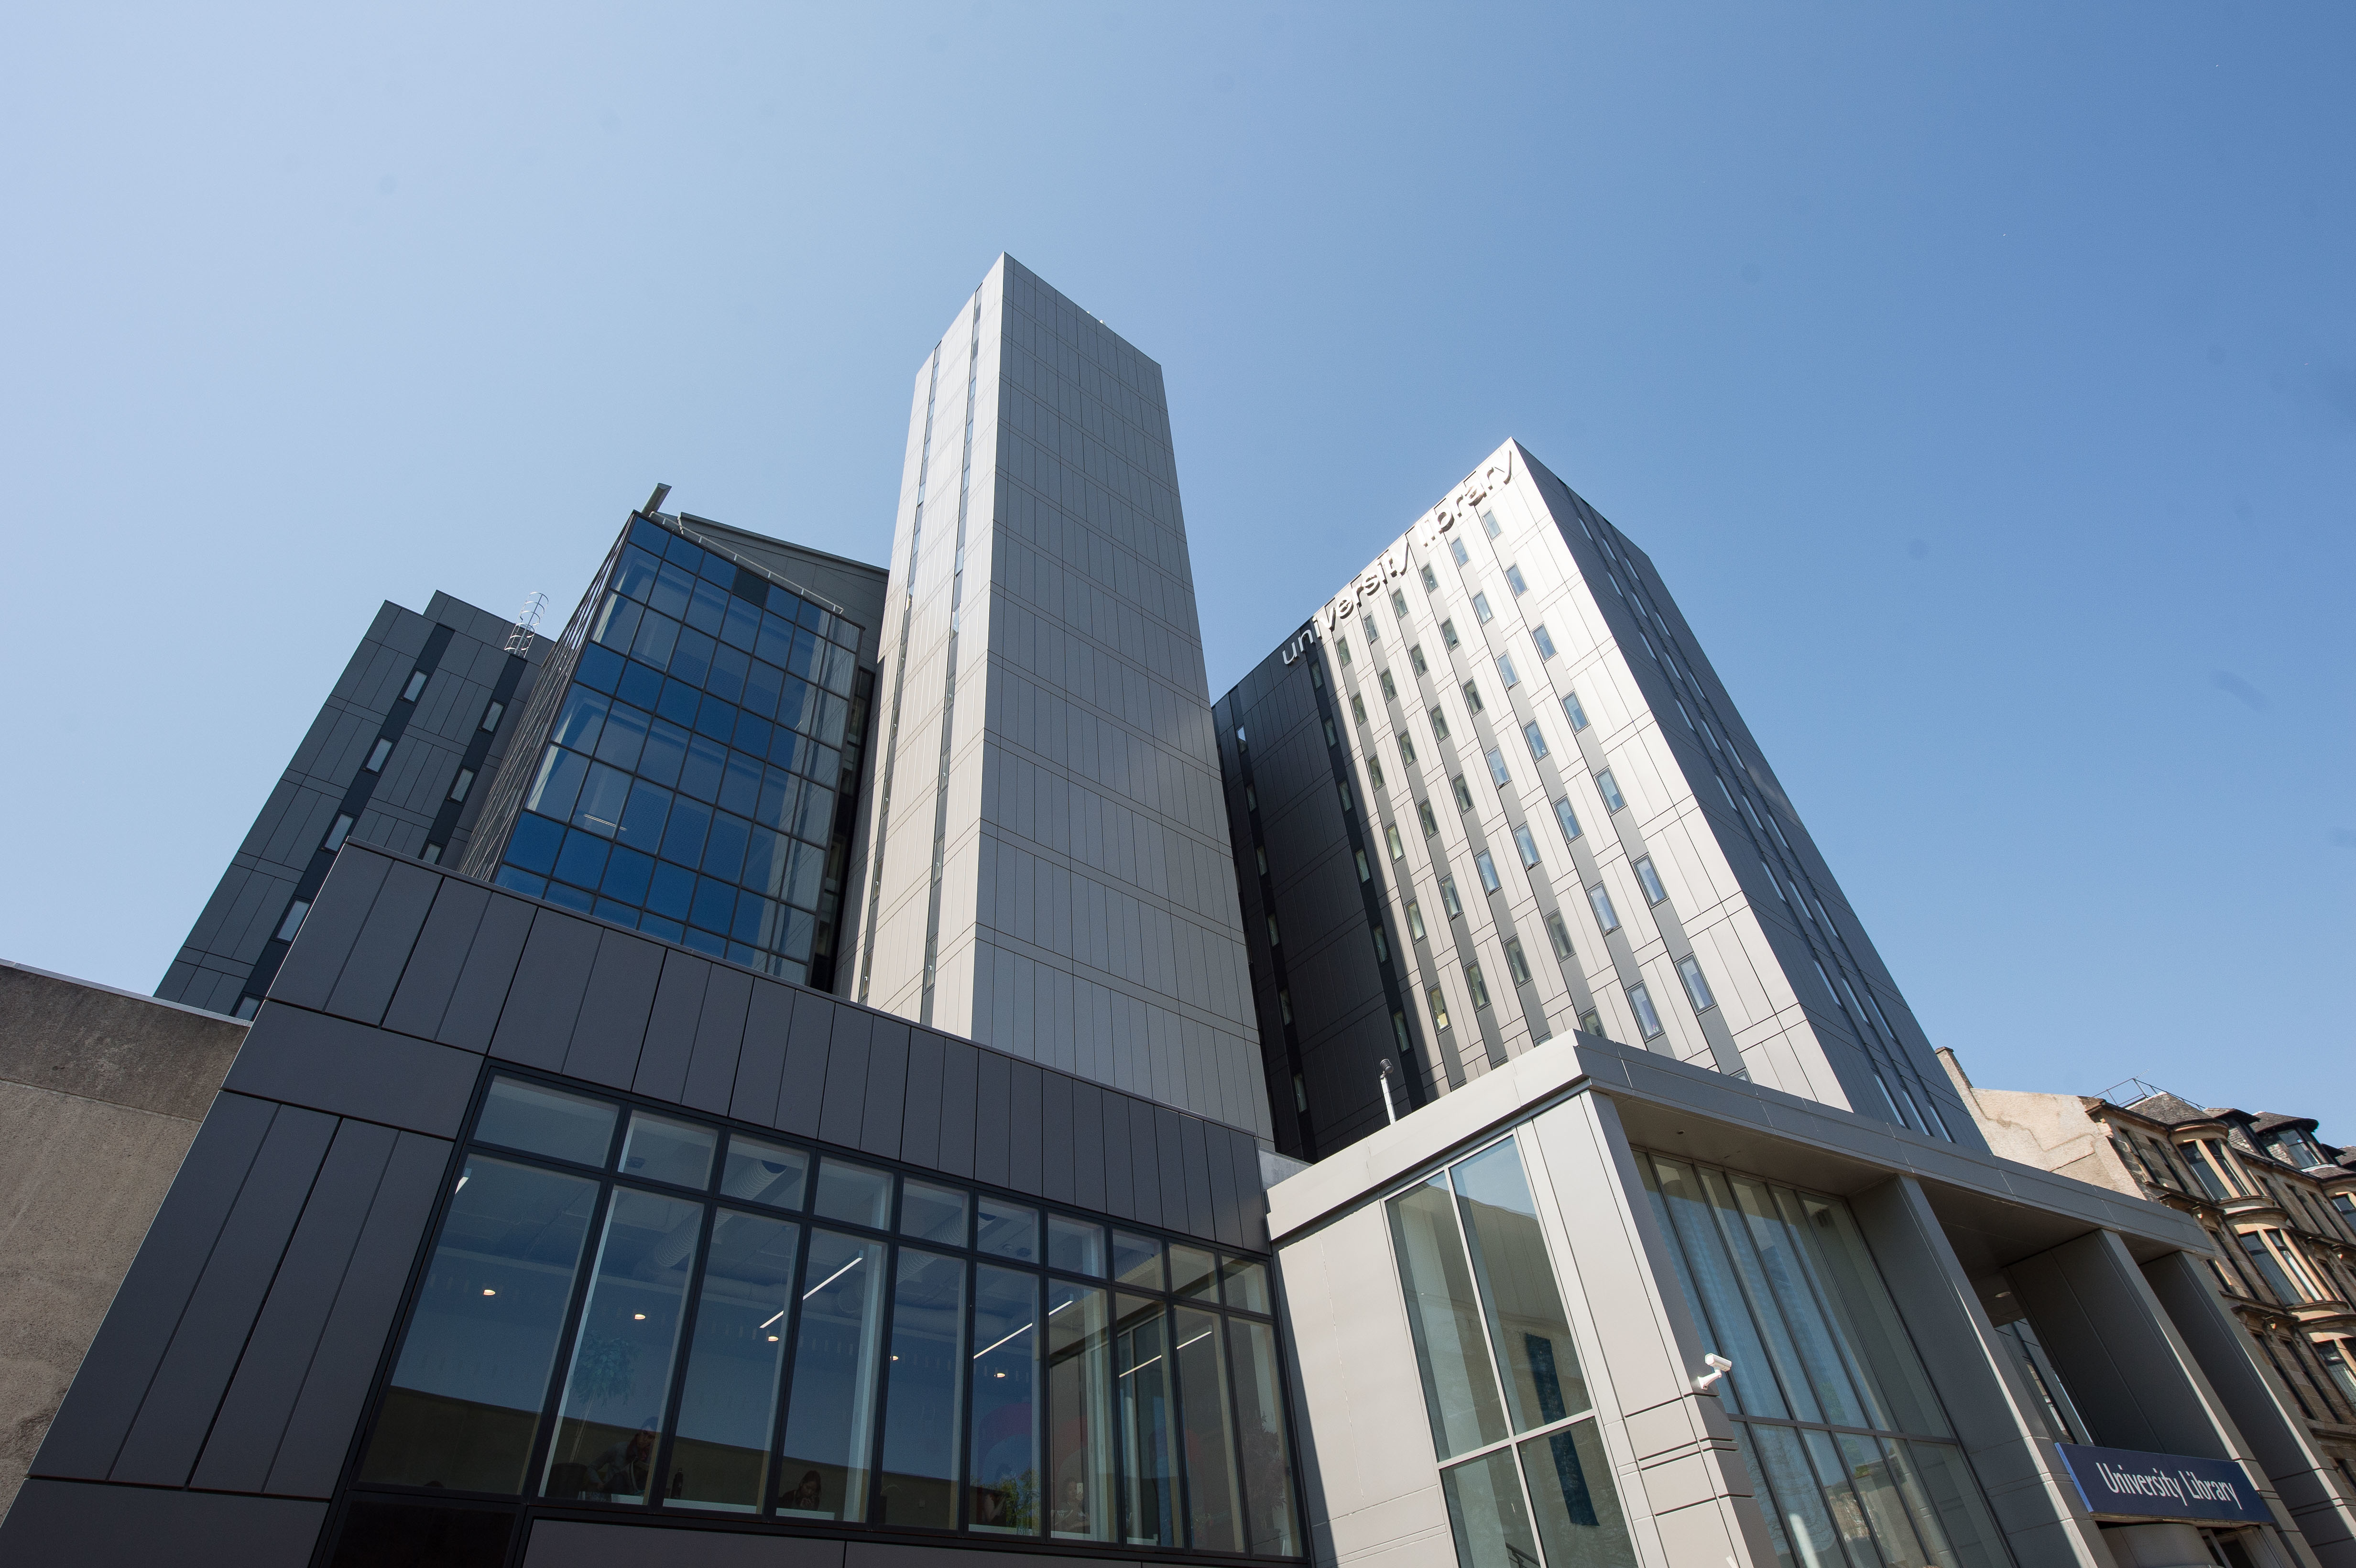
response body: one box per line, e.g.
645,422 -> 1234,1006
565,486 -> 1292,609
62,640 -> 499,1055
1356,849 -> 1372,883
1386,824 -> 1405,860
1496,653 -> 1519,688
447,767 -> 476,804
1531,625 -> 1557,659
1310,664 -> 1322,688
1561,692 -> 1589,731
480,699 -> 505,732
1481,509 -> 1502,539
1440,620 -> 1460,650
1265,915 -> 1280,947
1580,1009 -> 1604,1038
1392,589 -> 1410,618
365,736 -> 394,773
1379,670 -> 1398,701
1545,911 -> 1575,959
1255,846 -> 1267,875
1418,800 -> 1440,838
1409,644 -> 1429,675
1350,693 -> 1368,724
1364,616 -> 1380,642
1522,722 -> 1548,761
1450,537 -> 1470,566
1634,856 -> 1667,904
1373,928 -> 1389,963
1504,938 -> 1531,985
1505,565 -> 1527,596
1407,901 -> 1427,941
1465,963 -> 1492,1010
1369,755 -> 1387,790
1485,749 -> 1510,788
276,899 -> 311,941
1678,955 -> 1715,1011
1323,718 -> 1339,746
1428,986 -> 1451,1030
1421,564 -> 1439,591
1462,680 -> 1484,713
1627,982 -> 1665,1038
1452,776 -> 1474,813
402,669 -> 429,702
1440,876 -> 1463,917
1472,592 -> 1494,624
1236,724 -> 1248,750
1596,770 -> 1626,811
1429,707 -> 1451,741
1551,797 -> 1582,842
1338,781 -> 1353,812
1513,824 -> 1541,868
1244,785 -> 1256,811
1337,638 -> 1353,666
1399,733 -> 1418,765
1475,852 -> 1501,893
323,813 -> 355,852
1588,885 -> 1620,932
420,843 -> 442,864
1279,990 -> 1294,1024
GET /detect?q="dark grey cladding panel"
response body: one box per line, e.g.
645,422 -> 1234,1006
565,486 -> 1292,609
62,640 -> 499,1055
733,978 -> 795,1129
0,1479 -> 325,1568
227,1003 -> 478,1138
933,1036 -> 979,1179
898,1029 -> 945,1170
1179,1118 -> 1216,1245
1006,1061 -> 1045,1197
1204,1123 -> 1243,1249
860,1018 -> 910,1160
110,1103 -> 338,1485
436,893 -> 536,1053
1040,1073 -> 1076,1204
488,909 -> 601,1068
818,1008 -> 873,1150
264,1131 -> 449,1497
840,1538 -> 1147,1568
522,1517 -> 847,1567
1069,1081 -> 1108,1213
1230,1131 -> 1270,1252
322,859 -> 440,1025
690,967 -> 757,1118
768,988 -> 830,1136
269,849 -> 393,1011
381,875 -> 491,1040
33,1093 -> 279,1480
1124,1099 -> 1161,1228
971,1050 -> 1012,1189
634,952 -> 712,1103
563,929 -> 665,1088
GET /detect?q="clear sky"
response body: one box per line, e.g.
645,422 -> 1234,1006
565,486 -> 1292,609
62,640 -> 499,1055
4,4 -> 2347,1126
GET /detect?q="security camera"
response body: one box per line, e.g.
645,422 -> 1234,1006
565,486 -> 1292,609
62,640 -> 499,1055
1694,1353 -> 1733,1392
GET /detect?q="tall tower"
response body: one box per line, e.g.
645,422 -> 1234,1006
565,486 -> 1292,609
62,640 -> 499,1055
855,257 -> 1268,1140
1216,440 -> 1977,1159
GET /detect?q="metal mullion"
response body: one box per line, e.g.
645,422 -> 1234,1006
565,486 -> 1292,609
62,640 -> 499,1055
757,1217 -> 818,1519
1216,1307 -> 1266,1555
1166,1297 -> 1196,1550
1442,1155 -> 1517,1436
646,1199 -> 720,1510
956,1256 -> 977,1531
862,1239 -> 902,1525
521,1176 -> 620,1500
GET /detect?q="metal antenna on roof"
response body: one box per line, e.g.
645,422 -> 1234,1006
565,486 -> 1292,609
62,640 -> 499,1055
504,591 -> 548,657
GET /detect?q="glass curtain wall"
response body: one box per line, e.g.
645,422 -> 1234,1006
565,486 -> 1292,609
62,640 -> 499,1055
1636,1154 -> 2009,1568
1386,1131 -> 1639,1568
349,1072 -> 1303,1556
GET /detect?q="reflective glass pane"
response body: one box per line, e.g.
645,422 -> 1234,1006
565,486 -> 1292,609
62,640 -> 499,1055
970,1264 -> 1040,1533
812,1158 -> 893,1229
776,1230 -> 886,1520
977,1198 -> 1040,1263
877,1247 -> 964,1528
718,1136 -> 807,1210
1451,1138 -> 1588,1430
1441,1448 -> 1542,1568
1222,1256 -> 1272,1314
1387,1175 -> 1510,1459
900,1179 -> 968,1243
1521,1420 -> 1637,1568
359,1158 -> 598,1491
1047,1281 -> 1115,1541
1638,1156 -> 1789,1419
1174,1304 -> 1243,1551
1228,1317 -> 1302,1557
1113,1232 -> 1163,1292
1782,1190 -> 1949,1438
1169,1243 -> 1217,1301
668,1212 -> 799,1513
542,1188 -> 703,1502
1048,1215 -> 1107,1277
476,1077 -> 616,1166
619,1111 -> 715,1189
1115,1294 -> 1176,1547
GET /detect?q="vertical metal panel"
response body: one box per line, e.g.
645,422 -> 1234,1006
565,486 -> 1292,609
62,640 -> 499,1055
1179,1117 -> 1215,1244
1230,1131 -> 1271,1253
1004,1061 -> 1044,1197
1039,1074 -> 1076,1205
560,930 -> 664,1088
770,990 -> 833,1139
1153,1108 -> 1190,1236
859,1019 -> 909,1160
971,1052 -> 1012,1188
486,910 -> 601,1069
434,894 -> 535,1053
632,952 -> 711,1103
30,1095 -> 280,1481
1203,1124 -> 1243,1249
1126,1099 -> 1163,1229
321,861 -> 441,1026
109,1106 -> 339,1485
898,1029 -> 945,1170
267,851 -> 392,1011
818,1009 -> 873,1150
0,1479 -> 327,1568
380,878 -> 489,1040
687,968 -> 756,1118
1069,1081 -> 1108,1213
934,1040 -> 979,1181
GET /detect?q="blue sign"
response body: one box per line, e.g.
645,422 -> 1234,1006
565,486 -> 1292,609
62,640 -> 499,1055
2056,1444 -> 2272,1524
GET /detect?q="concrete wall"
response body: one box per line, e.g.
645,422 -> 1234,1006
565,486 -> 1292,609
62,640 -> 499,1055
0,960 -> 246,1517
1939,1049 -> 2142,1197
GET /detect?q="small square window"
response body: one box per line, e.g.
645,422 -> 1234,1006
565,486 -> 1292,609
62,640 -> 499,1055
323,813 -> 355,852
1428,985 -> 1452,1030
1562,692 -> 1590,731
1421,564 -> 1439,592
1407,900 -> 1427,940
1369,755 -> 1387,790
1588,884 -> 1620,932
1485,749 -> 1511,788
1504,937 -> 1532,985
1356,849 -> 1372,883
1580,1008 -> 1604,1038
1475,852 -> 1501,893
1522,721 -> 1549,760
1408,644 -> 1429,675
233,995 -> 262,1021
1545,911 -> 1575,959
1440,619 -> 1461,650
365,737 -> 394,773
1472,592 -> 1494,624
1450,537 -> 1470,566
1635,857 -> 1667,904
1552,797 -> 1582,842
1628,982 -> 1665,1039
1532,625 -> 1557,659
1440,875 -> 1463,917
1462,680 -> 1484,714
1505,565 -> 1528,596
1387,823 -> 1405,860
447,767 -> 476,804
1596,770 -> 1626,812
1430,707 -> 1451,741
479,699 -> 505,732
402,670 -> 428,702
1465,962 -> 1492,1010
1496,653 -> 1519,688
1678,955 -> 1716,1012
1379,669 -> 1398,701
1452,775 -> 1474,813
1513,824 -> 1541,868
1418,799 -> 1440,838
1337,637 -> 1353,666
276,899 -> 311,942
1481,510 -> 1502,539
1350,694 -> 1368,724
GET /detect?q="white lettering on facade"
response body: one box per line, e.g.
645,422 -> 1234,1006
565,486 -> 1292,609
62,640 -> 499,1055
1295,446 -> 1516,658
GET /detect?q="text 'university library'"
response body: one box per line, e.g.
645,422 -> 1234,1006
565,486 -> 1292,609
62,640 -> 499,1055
6,255 -> 2356,1568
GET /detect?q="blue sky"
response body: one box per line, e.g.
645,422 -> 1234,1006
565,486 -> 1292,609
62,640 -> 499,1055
4,4 -> 2347,1124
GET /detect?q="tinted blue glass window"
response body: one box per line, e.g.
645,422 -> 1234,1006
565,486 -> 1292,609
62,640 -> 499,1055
552,689 -> 608,752
720,596 -> 760,652
742,658 -> 783,720
618,780 -> 671,849
817,693 -> 849,748
496,866 -> 548,898
765,584 -> 802,621
639,719 -> 690,787
707,643 -> 750,704
574,762 -> 631,837
794,782 -> 837,844
821,647 -> 855,698
633,611 -> 679,671
768,728 -> 802,773
527,747 -> 589,820
786,627 -> 818,681
693,694 -> 738,743
718,751 -> 764,817
742,827 -> 788,897
628,517 -> 669,554
697,547 -> 733,584
671,628 -> 716,688
507,812 -> 565,874
702,811 -> 752,882
732,891 -> 773,945
646,861 -> 695,921
661,798 -> 712,866
575,643 -> 623,693
777,676 -> 813,736
544,880 -> 595,914
690,876 -> 737,935
615,542 -> 662,598
641,913 -> 685,943
591,594 -> 641,652
732,713 -> 773,760
682,927 -> 727,958
797,599 -> 829,635
601,846 -> 654,905
594,702 -> 650,771
757,770 -> 800,831
783,843 -> 824,910
595,897 -> 640,927
649,561 -> 695,618
663,532 -> 704,569
554,829 -> 610,892
615,659 -> 664,711
680,735 -> 728,801
755,616 -> 796,668
656,678 -> 701,727
686,578 -> 730,635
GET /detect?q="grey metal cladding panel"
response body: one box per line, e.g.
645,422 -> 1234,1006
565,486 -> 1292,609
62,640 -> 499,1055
264,1130 -> 450,1497
561,930 -> 664,1088
693,969 -> 758,1119
818,1009 -> 873,1150
522,1517 -> 848,1568
1154,1109 -> 1191,1236
899,1030 -> 945,1170
189,1118 -> 398,1493
1203,1125 -> 1243,1249
109,1104 -> 339,1486
381,877 -> 491,1040
767,988 -> 829,1137
30,1093 -> 279,1480
934,1039 -> 979,1180
226,1003 -> 479,1138
0,1479 -> 327,1568
1069,1082 -> 1108,1213
1040,1074 -> 1075,1204
971,1051 -> 1012,1188
1126,1099 -> 1162,1228
322,860 -> 441,1026
1178,1116 -> 1214,1242
1005,1061 -> 1044,1198
859,1018 -> 910,1160
436,893 -> 536,1053
269,850 -> 393,1011
633,953 -> 712,1103
727,978 -> 791,1126
487,909 -> 601,1068
1230,1132 -> 1269,1252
